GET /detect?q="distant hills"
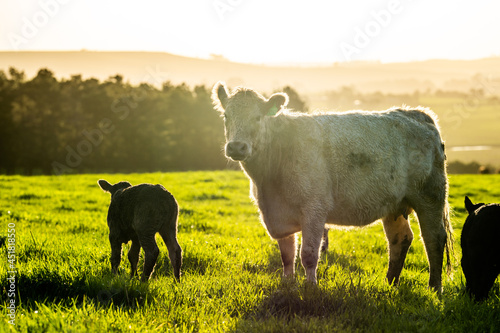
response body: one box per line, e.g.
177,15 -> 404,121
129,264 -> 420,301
1,51 -> 500,95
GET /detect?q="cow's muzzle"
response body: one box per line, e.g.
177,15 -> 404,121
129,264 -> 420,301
225,141 -> 250,161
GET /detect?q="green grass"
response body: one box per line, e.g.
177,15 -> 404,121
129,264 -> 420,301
1,171 -> 500,332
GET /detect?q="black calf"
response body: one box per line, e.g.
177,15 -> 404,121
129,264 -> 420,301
461,196 -> 500,301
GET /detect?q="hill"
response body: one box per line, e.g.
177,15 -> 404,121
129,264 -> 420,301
1,51 -> 500,95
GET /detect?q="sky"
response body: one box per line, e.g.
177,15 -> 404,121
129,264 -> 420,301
1,0 -> 500,65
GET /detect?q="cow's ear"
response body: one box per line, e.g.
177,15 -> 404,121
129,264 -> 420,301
465,196 -> 475,214
264,93 -> 289,116
98,179 -> 113,193
212,81 -> 229,113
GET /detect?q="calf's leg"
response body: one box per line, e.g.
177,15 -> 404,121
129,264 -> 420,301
382,214 -> 414,285
128,234 -> 141,277
138,234 -> 160,282
159,224 -> 182,281
109,232 -> 122,274
278,235 -> 297,277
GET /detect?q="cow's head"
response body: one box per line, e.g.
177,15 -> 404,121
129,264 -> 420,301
212,82 -> 288,162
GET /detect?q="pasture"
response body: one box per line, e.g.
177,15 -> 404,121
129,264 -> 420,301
1,171 -> 500,332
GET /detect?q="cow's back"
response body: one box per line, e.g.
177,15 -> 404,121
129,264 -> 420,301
313,107 -> 445,224
318,107 -> 443,176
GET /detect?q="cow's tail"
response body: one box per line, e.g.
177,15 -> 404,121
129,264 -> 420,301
441,141 -> 454,275
443,199 -> 454,274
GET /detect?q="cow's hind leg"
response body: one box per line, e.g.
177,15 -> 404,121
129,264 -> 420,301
383,214 -> 414,286
414,206 -> 447,292
278,235 -> 297,277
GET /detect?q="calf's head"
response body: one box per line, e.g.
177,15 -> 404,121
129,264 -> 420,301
98,179 -> 132,198
212,82 -> 288,162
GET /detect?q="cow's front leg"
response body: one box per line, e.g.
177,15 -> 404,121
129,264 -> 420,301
300,222 -> 325,284
277,235 -> 297,277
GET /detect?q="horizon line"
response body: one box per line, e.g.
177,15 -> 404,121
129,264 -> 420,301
1,49 -> 500,68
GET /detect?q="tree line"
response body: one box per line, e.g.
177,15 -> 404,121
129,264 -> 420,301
0,68 -> 230,174
0,68 -> 311,175
1,68 -> 497,174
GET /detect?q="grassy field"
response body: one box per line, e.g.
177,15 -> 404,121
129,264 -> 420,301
1,171 -> 500,332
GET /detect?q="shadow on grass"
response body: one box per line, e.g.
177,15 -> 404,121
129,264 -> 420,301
235,251 -> 500,332
9,267 -> 156,310
234,278 -> 444,332
235,245 -> 438,331
234,278 -> 397,333
247,281 -> 346,320
10,246 -> 216,311
257,247 -> 370,318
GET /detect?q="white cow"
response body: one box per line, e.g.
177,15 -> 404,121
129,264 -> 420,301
212,82 -> 453,291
